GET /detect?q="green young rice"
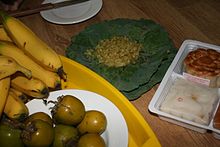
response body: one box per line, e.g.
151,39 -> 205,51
85,36 -> 142,67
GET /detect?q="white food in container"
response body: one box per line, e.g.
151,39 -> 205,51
148,40 -> 220,139
160,77 -> 218,125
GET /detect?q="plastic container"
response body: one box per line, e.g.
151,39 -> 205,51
148,40 -> 220,139
60,56 -> 161,147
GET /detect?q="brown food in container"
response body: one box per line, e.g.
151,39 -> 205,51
183,48 -> 220,88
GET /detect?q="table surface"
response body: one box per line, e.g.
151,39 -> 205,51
10,0 -> 220,146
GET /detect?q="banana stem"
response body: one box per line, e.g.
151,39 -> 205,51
0,11 -> 9,25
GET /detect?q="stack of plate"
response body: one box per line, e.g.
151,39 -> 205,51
40,0 -> 103,24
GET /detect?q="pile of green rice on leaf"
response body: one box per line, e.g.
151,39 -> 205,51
66,18 -> 177,100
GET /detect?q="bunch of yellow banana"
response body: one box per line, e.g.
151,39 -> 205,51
1,13 -> 66,78
0,12 -> 67,121
0,56 -> 31,119
0,42 -> 61,89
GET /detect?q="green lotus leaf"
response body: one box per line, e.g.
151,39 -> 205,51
121,51 -> 176,100
66,18 -> 177,99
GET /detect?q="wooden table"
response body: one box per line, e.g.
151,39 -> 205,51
14,0 -> 220,146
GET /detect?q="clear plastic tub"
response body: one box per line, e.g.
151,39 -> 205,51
148,40 -> 220,139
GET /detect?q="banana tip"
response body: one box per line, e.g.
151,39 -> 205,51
17,113 -> 29,122
41,87 -> 49,97
57,67 -> 67,81
55,82 -> 62,90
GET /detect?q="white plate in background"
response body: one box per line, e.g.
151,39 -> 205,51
26,89 -> 128,147
40,0 -> 103,24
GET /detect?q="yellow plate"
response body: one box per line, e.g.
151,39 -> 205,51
61,56 -> 161,147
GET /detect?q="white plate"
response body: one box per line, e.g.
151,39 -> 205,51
40,0 -> 103,24
26,89 -> 128,147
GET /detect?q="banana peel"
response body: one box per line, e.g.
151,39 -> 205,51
0,55 -> 32,80
4,90 -> 29,121
0,77 -> 10,118
11,75 -> 49,99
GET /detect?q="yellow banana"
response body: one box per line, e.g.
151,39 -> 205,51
10,87 -> 29,103
0,42 -> 61,89
0,77 -> 10,118
0,13 -> 65,77
11,75 -> 49,99
0,26 -> 12,42
4,90 -> 29,121
0,55 -> 32,80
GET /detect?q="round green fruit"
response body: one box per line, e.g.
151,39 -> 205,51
21,119 -> 54,147
52,95 -> 86,125
0,123 -> 24,147
53,124 -> 79,147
